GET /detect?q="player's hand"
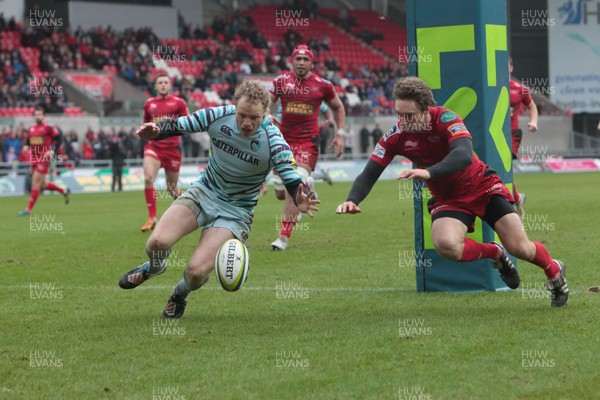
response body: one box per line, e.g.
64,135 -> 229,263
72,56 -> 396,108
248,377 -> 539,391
336,201 -> 361,214
44,149 -> 55,162
267,114 -> 281,128
330,134 -> 344,158
398,168 -> 431,180
136,123 -> 160,140
527,121 -> 538,132
295,183 -> 320,218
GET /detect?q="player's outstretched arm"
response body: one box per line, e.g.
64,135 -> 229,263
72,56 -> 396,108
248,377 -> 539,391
415,137 -> 472,180
327,96 -> 346,158
337,159 -> 385,215
336,201 -> 361,214
294,183 -> 320,218
526,101 -> 538,132
135,122 -> 160,140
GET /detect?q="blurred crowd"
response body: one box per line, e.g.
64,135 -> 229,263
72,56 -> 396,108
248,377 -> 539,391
0,8 -> 409,116
0,123 -> 215,166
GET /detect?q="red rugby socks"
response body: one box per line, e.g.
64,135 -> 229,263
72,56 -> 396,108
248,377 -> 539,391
145,188 -> 157,219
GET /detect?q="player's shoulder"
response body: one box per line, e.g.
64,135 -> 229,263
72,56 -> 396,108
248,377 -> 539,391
262,117 -> 282,136
509,79 -> 524,90
221,104 -> 236,115
310,73 -> 333,87
172,95 -> 187,105
432,106 -> 461,124
382,123 -> 401,144
143,96 -> 157,107
274,71 -> 293,82
432,106 -> 470,137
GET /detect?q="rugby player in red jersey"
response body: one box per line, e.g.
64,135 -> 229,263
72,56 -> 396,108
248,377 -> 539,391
140,73 -> 189,232
18,107 -> 70,216
268,45 -> 345,250
336,77 -> 568,307
509,57 -> 538,217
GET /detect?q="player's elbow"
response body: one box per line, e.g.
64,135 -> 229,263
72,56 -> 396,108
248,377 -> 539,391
457,153 -> 472,170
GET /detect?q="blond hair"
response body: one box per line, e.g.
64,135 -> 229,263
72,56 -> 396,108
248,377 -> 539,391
234,80 -> 269,110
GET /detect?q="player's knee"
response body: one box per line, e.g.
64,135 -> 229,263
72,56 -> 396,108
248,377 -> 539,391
144,175 -> 154,187
146,234 -> 171,252
184,268 -> 209,289
185,262 -> 211,284
434,238 -> 462,261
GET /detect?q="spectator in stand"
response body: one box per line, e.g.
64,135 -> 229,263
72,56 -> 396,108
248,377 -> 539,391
339,8 -> 350,31
284,29 -> 301,52
18,145 -> 30,163
0,132 -> 3,162
64,130 -> 80,165
3,131 -> 21,161
359,124 -> 371,154
344,126 -> 355,158
372,123 -> 383,144
360,28 -> 373,44
319,122 -> 331,155
110,131 -> 127,192
82,138 -> 95,160
320,34 -> 331,51
5,146 -> 17,163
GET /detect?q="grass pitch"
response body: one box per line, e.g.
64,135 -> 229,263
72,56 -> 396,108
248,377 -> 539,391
1,173 -> 599,399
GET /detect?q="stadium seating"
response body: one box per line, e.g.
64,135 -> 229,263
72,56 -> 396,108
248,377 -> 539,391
245,5 -> 389,75
320,8 -> 408,61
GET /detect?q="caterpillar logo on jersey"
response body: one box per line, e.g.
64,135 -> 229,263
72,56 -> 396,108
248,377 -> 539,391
211,137 -> 259,165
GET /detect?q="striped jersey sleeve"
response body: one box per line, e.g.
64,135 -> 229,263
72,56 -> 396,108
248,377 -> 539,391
176,105 -> 235,133
266,122 -> 302,185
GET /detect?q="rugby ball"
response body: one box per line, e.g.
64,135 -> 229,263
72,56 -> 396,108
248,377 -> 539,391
215,239 -> 250,292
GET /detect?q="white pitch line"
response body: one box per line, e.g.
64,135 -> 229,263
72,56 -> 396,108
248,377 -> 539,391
0,285 -> 410,292
0,285 -> 578,294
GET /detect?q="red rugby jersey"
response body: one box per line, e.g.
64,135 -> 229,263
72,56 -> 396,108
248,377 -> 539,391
509,80 -> 532,132
143,95 -> 188,149
269,71 -> 336,143
26,122 -> 59,164
370,106 -> 491,200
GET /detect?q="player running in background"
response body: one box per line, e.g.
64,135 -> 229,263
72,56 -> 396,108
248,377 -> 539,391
509,57 -> 538,218
336,77 -> 568,308
18,107 -> 70,216
118,80 -> 319,318
140,73 -> 189,232
268,44 -> 346,250
268,102 -> 335,200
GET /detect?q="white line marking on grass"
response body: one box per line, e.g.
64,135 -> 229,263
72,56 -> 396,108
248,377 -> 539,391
0,285 -> 577,294
2,285 -> 410,292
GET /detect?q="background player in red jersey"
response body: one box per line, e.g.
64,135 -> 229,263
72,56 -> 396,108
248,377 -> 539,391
268,45 -> 346,250
336,77 -> 568,308
18,107 -> 70,216
509,57 -> 538,217
140,73 -> 189,231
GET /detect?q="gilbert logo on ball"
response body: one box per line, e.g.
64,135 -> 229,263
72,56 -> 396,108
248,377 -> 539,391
215,239 -> 250,292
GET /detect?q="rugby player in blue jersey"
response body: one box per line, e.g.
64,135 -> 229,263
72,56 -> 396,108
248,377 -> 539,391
118,80 -> 319,318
